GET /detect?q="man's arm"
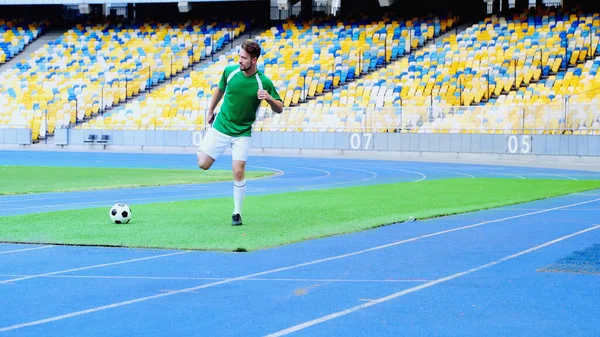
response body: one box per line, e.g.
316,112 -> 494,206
207,86 -> 225,123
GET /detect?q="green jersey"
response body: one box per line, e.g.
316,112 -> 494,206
213,64 -> 282,137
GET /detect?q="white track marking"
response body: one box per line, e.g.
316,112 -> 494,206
436,166 -> 503,171
520,173 -> 579,180
372,167 -> 427,182
2,192 -> 230,212
485,172 -> 527,179
0,251 -> 190,284
297,166 -> 378,190
248,188 -> 269,192
265,224 -> 600,337
0,245 -> 54,255
246,165 -> 285,177
0,184 -> 222,204
1,197 -> 598,332
0,274 -> 430,283
356,165 -> 473,179
492,208 -> 598,212
284,165 -> 331,182
0,168 -> 281,205
431,169 -> 476,179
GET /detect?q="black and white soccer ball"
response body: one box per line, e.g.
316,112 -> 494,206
109,203 -> 132,224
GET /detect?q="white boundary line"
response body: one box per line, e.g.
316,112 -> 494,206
486,172 -> 527,179
1,197 -> 598,332
373,167 -> 427,182
430,169 -> 476,179
521,173 -> 578,180
246,165 -> 285,178
1,192 -> 230,212
285,165 -> 332,182
0,245 -> 54,255
297,166 -> 378,190
265,224 -> 600,337
493,208 -> 598,212
0,251 -> 190,284
0,274 -> 431,283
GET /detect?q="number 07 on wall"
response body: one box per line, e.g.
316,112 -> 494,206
349,133 -> 374,150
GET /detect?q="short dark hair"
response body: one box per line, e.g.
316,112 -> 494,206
241,40 -> 261,59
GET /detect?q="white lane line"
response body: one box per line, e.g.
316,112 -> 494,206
486,172 -> 527,179
492,208 -> 598,212
520,173 -> 579,180
357,165 -> 474,179
265,224 -> 600,337
285,165 -> 331,182
436,166 -> 503,171
1,197 -> 597,332
1,192 -> 230,212
0,245 -> 54,255
247,165 -> 285,178
248,188 -> 269,192
0,251 -> 190,284
0,185 -> 218,204
373,167 -> 427,182
431,169 -> 476,179
0,168 -> 280,205
238,278 -> 430,283
0,274 -> 430,283
297,166 -> 378,190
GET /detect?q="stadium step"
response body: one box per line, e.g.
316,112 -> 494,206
0,29 -> 67,76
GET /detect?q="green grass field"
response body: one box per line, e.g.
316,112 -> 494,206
0,166 -> 273,195
2,178 -> 599,251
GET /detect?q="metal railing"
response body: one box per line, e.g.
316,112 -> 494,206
270,5 -> 302,21
14,101 -> 600,136
252,103 -> 600,135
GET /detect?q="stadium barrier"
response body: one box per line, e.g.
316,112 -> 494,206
0,126 -> 31,145
1,127 -> 598,157
45,128 -> 600,157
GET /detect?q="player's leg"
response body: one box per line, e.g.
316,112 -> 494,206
197,128 -> 228,170
197,151 -> 215,170
232,160 -> 246,225
230,136 -> 251,226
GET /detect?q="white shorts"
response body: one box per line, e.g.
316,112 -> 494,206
198,128 -> 251,162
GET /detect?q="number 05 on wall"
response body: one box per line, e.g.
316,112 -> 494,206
506,135 -> 532,154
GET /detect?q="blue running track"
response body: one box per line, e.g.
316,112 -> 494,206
0,150 -> 599,336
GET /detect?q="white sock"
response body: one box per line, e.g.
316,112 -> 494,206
233,179 -> 247,215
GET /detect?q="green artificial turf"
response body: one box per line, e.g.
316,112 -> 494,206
2,178 -> 599,251
0,166 -> 273,195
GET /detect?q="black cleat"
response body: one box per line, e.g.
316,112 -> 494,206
232,213 -> 242,226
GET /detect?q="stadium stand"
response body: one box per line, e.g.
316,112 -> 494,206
3,5 -> 599,139
0,19 -> 247,140
254,7 -> 600,135
80,14 -> 455,132
0,19 -> 48,64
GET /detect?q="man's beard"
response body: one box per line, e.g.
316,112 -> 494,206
239,63 -> 250,71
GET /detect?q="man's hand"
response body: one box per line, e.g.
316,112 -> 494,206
257,90 -> 272,101
207,111 -> 215,126
258,90 -> 283,113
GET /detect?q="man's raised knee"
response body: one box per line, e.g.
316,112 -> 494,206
197,153 -> 214,170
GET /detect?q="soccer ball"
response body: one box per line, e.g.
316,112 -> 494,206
109,203 -> 132,224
